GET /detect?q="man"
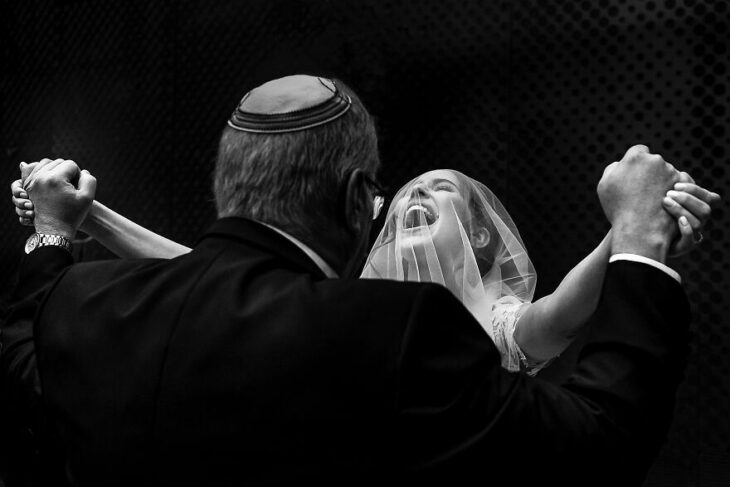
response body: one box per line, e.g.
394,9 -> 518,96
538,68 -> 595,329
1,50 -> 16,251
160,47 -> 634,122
0,75 -> 721,486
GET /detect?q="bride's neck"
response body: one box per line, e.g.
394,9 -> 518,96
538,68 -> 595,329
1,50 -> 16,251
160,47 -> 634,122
444,261 -> 465,297
405,251 -> 463,296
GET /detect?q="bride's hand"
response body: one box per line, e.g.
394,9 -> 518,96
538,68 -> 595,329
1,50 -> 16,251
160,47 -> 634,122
10,161 -> 38,225
662,171 -> 721,257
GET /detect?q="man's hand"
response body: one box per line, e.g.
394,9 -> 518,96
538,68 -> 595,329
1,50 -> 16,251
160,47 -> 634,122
598,145 -> 680,262
22,158 -> 96,239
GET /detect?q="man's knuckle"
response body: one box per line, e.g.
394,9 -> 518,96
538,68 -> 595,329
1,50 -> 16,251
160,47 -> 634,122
646,154 -> 661,164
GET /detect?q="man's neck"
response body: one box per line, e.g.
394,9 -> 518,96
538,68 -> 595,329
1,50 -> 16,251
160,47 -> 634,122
260,222 -> 339,278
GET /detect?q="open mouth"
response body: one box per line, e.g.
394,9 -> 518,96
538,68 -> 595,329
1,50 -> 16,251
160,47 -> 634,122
403,204 -> 438,229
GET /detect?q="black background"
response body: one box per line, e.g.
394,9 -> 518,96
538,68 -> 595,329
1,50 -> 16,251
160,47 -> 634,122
1,0 -> 728,485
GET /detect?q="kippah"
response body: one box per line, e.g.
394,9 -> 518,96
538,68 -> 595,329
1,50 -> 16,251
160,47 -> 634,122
227,76 -> 352,134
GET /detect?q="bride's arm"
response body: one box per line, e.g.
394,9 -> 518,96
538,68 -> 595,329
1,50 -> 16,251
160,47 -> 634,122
514,181 -> 718,363
80,200 -> 192,259
13,170 -> 191,259
513,232 -> 611,362
12,178 -> 190,259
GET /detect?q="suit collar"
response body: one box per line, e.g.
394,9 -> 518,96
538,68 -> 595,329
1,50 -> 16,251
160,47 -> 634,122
258,222 -> 338,278
197,217 -> 332,279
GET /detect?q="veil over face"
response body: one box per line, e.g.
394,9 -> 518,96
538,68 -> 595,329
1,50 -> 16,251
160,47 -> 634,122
360,169 -> 536,339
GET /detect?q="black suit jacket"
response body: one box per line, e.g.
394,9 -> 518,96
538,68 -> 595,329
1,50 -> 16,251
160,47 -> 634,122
1,217 -> 690,486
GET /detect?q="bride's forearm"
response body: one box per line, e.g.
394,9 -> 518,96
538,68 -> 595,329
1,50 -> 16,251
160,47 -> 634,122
514,230 -> 612,362
80,201 -> 192,259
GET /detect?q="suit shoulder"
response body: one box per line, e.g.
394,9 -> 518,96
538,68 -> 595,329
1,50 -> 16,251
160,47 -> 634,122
67,257 -> 166,275
318,278 -> 463,313
58,257 -> 173,290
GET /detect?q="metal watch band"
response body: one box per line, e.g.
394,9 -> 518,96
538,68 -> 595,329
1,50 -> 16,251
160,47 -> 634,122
25,233 -> 73,254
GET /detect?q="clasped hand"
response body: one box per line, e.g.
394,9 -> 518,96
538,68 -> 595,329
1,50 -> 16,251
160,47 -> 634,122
598,144 -> 720,258
13,158 -> 97,238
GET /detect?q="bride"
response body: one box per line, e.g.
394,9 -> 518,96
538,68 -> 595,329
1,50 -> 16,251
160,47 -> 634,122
11,165 -> 712,374
361,169 -> 701,373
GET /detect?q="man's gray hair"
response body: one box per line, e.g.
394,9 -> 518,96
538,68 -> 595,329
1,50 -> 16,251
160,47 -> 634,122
213,80 -> 379,242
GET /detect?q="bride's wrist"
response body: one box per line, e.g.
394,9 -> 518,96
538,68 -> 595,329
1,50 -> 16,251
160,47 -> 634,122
78,200 -> 101,234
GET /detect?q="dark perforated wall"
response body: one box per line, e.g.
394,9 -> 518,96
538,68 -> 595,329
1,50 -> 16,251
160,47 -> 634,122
1,1 -> 728,485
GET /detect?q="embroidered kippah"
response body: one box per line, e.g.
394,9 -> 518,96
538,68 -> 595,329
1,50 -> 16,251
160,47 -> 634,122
227,76 -> 352,134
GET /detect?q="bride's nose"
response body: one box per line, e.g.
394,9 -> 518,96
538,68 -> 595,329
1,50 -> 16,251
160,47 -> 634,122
411,183 -> 429,198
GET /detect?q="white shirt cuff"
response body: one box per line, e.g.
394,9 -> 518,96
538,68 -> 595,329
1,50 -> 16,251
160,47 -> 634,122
609,254 -> 681,284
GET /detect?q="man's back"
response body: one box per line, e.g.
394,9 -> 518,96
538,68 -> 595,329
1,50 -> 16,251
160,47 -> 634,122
15,217 -> 690,486
34,218 -> 489,484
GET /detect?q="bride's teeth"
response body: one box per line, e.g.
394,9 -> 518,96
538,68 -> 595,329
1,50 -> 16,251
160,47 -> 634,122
405,204 -> 436,226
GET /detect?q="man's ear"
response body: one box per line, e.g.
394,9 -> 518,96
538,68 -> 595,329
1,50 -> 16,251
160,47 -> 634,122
343,169 -> 370,235
470,227 -> 490,249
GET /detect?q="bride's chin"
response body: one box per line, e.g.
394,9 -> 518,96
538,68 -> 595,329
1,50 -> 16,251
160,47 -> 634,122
397,224 -> 441,253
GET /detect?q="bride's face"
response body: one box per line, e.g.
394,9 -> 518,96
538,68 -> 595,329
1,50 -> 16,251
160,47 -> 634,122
393,170 -> 471,263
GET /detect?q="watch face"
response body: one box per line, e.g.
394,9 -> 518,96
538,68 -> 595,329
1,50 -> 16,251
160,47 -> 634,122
24,234 -> 39,254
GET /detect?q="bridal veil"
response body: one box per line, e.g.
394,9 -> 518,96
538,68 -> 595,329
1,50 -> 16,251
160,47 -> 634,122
361,169 -> 536,340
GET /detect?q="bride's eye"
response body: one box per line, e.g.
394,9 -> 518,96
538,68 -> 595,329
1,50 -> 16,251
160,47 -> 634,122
434,183 -> 455,192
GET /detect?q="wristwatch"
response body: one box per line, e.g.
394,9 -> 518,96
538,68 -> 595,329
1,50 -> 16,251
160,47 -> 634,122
24,233 -> 73,254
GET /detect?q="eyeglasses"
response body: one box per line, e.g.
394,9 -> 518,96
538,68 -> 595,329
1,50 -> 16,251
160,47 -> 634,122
363,174 -> 386,220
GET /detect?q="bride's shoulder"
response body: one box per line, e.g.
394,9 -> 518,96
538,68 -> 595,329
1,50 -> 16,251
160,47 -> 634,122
491,295 -> 530,325
492,294 -> 526,309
